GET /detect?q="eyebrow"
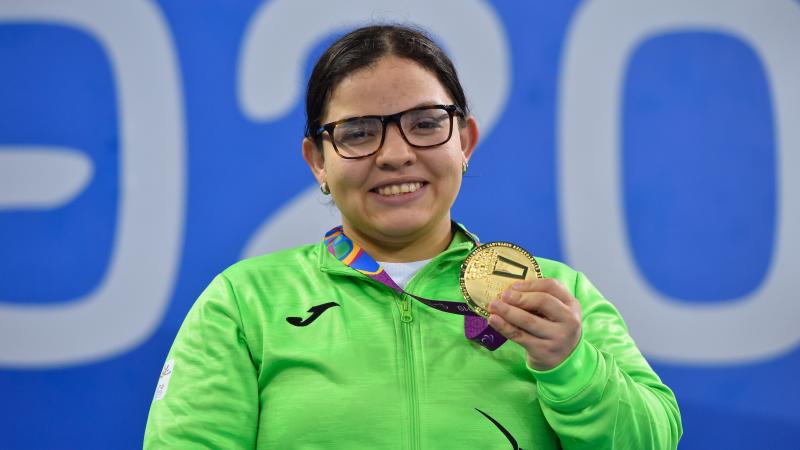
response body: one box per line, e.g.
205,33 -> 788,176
333,101 -> 450,122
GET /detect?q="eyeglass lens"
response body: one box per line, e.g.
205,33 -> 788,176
332,107 -> 452,157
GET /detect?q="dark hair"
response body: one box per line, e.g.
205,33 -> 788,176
304,24 -> 469,147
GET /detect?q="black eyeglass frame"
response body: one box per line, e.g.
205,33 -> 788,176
315,104 -> 464,160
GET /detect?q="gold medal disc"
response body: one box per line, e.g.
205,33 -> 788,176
460,242 -> 542,318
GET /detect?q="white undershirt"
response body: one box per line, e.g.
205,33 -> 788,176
377,259 -> 432,289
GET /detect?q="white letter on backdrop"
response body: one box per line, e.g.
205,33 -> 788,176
0,0 -> 185,367
559,0 -> 800,363
237,0 -> 511,257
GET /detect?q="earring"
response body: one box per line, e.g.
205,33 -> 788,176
320,181 -> 330,195
462,160 -> 469,175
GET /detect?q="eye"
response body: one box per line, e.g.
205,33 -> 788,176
335,119 -> 380,145
415,119 -> 442,129
344,129 -> 372,140
407,111 -> 448,134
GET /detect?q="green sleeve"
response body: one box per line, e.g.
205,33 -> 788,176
529,272 -> 683,449
143,274 -> 259,449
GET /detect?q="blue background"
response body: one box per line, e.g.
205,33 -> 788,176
1,1 -> 798,448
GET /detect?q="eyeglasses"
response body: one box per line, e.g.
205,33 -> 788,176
315,104 -> 464,159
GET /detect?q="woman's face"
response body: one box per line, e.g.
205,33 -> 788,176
303,55 -> 478,248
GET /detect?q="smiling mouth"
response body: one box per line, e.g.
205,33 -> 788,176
372,181 -> 426,197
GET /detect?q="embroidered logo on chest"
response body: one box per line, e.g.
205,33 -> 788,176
286,302 -> 340,327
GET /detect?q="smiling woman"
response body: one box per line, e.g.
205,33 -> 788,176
303,54 -> 477,263
144,24 -> 682,450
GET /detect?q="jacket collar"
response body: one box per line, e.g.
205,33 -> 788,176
318,221 -> 479,277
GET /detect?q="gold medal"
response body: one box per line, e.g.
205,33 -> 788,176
459,242 -> 543,318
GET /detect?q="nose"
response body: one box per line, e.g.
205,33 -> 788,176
375,123 -> 416,169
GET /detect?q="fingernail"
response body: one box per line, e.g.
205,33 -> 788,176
512,282 -> 526,290
488,314 -> 498,326
489,300 -> 502,313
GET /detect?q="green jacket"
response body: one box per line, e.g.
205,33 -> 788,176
144,228 -> 682,449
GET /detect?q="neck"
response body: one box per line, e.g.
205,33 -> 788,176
342,218 -> 453,263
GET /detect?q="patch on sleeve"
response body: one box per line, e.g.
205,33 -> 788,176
153,359 -> 175,401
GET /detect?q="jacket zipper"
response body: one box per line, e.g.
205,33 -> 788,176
397,293 -> 419,450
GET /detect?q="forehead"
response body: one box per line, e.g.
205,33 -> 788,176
324,56 -> 454,122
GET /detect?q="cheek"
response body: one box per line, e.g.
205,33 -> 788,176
328,161 -> 369,193
435,152 -> 464,181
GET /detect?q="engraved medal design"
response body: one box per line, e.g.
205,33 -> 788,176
460,242 -> 542,318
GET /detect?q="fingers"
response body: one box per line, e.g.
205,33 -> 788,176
500,288 -> 574,323
510,278 -> 574,306
489,278 -> 583,371
488,299 -> 557,339
487,308 -> 548,349
488,298 -> 583,371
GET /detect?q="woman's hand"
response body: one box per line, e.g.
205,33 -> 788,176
488,279 -> 582,371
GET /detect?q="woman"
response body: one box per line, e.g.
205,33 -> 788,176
144,25 -> 682,449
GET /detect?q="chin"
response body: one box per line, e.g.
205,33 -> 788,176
371,213 -> 442,239
375,220 -> 425,238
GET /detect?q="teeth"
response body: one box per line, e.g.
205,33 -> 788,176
377,182 -> 423,196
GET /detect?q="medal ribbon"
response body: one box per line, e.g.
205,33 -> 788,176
324,226 -> 507,351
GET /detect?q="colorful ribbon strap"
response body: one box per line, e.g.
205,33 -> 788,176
324,226 -> 507,351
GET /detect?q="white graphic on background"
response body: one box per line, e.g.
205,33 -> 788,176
239,0 -> 510,257
559,0 -> 800,363
0,0 -> 185,367
0,147 -> 93,209
242,186 -> 340,258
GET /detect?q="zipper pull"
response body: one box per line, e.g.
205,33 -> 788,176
400,297 -> 413,323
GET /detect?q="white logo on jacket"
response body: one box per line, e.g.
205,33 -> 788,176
154,359 -> 175,401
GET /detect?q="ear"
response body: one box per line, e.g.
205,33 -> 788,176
459,116 -> 480,162
302,137 -> 326,185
